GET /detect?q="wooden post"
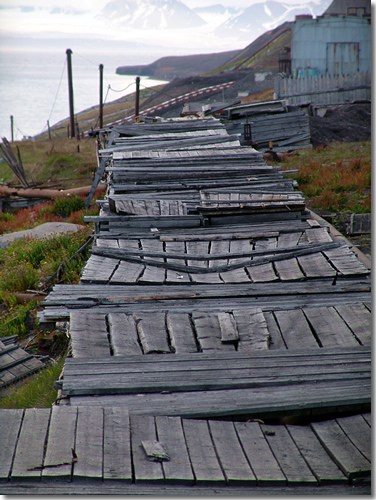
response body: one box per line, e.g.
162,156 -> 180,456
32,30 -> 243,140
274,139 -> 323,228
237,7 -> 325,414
10,115 -> 14,142
135,76 -> 140,121
99,64 -> 104,129
66,48 -> 75,138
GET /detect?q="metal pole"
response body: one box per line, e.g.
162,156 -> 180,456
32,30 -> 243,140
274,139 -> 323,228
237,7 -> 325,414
47,120 -> 51,140
66,48 -> 75,138
99,64 -> 104,129
135,76 -> 140,120
10,115 -> 14,142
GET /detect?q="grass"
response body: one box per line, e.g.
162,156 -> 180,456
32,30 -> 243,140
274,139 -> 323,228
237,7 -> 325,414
0,356 -> 65,409
0,137 -> 97,188
271,142 -> 371,213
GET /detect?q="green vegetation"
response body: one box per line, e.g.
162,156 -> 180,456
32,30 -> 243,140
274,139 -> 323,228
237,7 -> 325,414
0,357 -> 65,409
273,142 -> 371,213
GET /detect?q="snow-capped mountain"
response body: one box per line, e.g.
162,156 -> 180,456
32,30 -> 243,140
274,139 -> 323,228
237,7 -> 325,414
100,0 -> 205,30
215,0 -> 333,40
100,0 -> 333,47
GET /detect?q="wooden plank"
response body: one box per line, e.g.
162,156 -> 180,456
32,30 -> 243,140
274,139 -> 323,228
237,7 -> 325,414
362,413 -> 371,427
0,409 -> 24,481
182,419 -> 225,484
70,312 -> 110,358
303,306 -> 361,347
297,252 -> 337,278
208,420 -> 256,484
274,309 -> 319,349
277,232 -> 301,248
311,420 -> 371,479
261,424 -> 317,484
43,406 -> 78,481
110,261 -> 145,284
166,312 -> 198,353
246,262 -> 278,282
324,246 -> 368,276
134,312 -> 171,354
264,312 -> 286,350
130,415 -> 164,483
234,421 -> 286,484
218,312 -> 239,343
232,308 -> 269,351
287,424 -> 347,484
11,408 -> 51,481
73,407 -> 103,480
334,303 -> 371,346
274,257 -> 305,281
335,414 -> 371,462
192,312 -> 235,352
155,416 -> 194,484
305,227 -> 332,244
103,407 -> 132,482
165,240 -> 190,283
107,313 -> 141,356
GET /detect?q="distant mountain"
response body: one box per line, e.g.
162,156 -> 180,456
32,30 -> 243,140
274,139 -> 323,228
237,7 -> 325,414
216,0 -> 333,40
101,0 -> 205,30
116,50 -> 241,80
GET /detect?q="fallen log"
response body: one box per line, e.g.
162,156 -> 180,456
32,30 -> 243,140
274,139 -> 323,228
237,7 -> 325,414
0,183 -> 107,200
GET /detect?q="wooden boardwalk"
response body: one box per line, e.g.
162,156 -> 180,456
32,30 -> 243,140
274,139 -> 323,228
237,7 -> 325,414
1,117 -> 371,494
0,407 -> 371,491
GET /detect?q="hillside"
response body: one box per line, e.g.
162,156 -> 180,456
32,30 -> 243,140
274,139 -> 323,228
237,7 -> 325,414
116,20 -> 292,81
116,50 -> 241,80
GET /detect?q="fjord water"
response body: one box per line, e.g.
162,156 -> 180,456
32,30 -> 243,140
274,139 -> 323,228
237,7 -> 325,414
0,49 -> 167,141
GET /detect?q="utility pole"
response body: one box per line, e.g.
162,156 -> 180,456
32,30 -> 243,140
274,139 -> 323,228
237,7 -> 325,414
66,48 -> 75,138
10,115 -> 14,142
99,64 -> 104,129
135,76 -> 140,121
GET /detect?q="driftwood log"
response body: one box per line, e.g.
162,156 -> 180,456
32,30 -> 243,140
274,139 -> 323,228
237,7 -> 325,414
0,183 -> 106,200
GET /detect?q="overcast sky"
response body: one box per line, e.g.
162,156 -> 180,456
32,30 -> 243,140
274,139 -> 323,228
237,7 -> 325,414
0,0 -> 331,55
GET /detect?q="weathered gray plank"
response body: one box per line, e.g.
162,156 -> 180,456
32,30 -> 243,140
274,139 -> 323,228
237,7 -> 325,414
232,308 -> 269,351
334,303 -> 371,346
43,406 -> 78,481
274,309 -> 319,349
246,262 -> 278,282
165,240 -> 190,283
311,419 -> 371,478
208,420 -> 256,484
192,312 -> 235,352
324,246 -> 368,276
103,407 -> 132,482
274,257 -> 305,281
11,408 -> 51,481
0,409 -> 24,481
155,416 -> 194,484
303,306 -> 360,347
218,312 -> 239,343
73,406 -> 103,480
134,312 -> 171,354
287,424 -> 347,484
130,415 -> 164,483
261,424 -> 317,484
70,312 -> 110,358
234,421 -> 286,484
297,252 -> 337,278
182,419 -> 225,484
335,414 -> 371,462
110,261 -> 145,284
264,312 -> 286,350
107,313 -> 141,356
166,312 -> 198,353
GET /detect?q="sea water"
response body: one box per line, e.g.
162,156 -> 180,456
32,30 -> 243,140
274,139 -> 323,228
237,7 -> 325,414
0,48 -> 167,141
